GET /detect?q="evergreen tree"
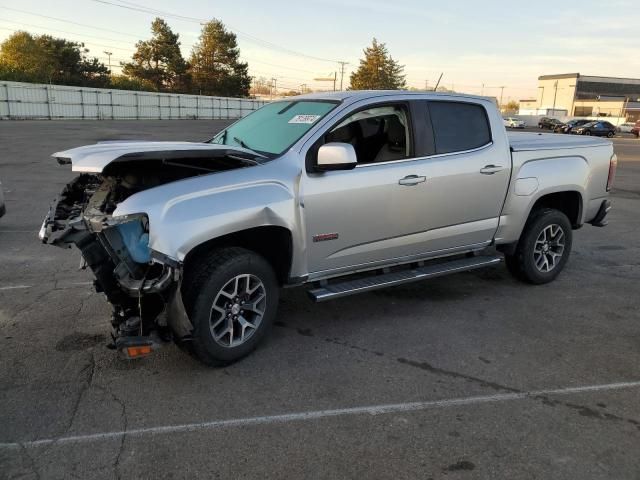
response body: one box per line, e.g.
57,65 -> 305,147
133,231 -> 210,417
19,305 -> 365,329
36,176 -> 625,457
123,18 -> 188,92
188,20 -> 251,97
349,38 -> 406,90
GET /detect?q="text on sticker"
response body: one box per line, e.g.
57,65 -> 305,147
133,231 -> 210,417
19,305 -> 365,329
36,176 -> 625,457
288,115 -> 321,124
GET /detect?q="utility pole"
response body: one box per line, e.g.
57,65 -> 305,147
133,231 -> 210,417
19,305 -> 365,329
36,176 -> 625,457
103,51 -> 113,76
552,80 -> 558,113
481,83 -> 485,96
337,61 -> 348,90
271,77 -> 277,100
333,72 -> 337,92
434,72 -> 443,91
499,86 -> 505,110
424,80 -> 428,91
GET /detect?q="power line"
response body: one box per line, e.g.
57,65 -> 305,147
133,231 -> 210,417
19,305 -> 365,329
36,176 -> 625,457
1,6 -> 142,38
86,0 -> 347,64
0,19 -> 133,51
0,13 -> 336,82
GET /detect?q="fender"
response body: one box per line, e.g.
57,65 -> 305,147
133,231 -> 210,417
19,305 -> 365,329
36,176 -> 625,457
113,160 -> 299,262
495,155 -> 588,244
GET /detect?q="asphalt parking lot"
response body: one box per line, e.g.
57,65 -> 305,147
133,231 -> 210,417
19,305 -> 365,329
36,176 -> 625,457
1,120 -> 639,479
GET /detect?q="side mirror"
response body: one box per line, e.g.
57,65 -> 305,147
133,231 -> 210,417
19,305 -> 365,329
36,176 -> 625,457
315,142 -> 357,171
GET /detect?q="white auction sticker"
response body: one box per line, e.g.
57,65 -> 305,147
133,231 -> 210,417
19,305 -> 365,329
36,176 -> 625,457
288,114 -> 321,124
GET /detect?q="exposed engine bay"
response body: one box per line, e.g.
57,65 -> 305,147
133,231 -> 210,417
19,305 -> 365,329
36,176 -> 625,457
40,149 -> 259,357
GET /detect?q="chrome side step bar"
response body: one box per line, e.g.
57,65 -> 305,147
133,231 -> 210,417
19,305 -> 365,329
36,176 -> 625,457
307,255 -> 502,302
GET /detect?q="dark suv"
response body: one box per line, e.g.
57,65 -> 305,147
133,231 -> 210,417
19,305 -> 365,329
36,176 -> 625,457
538,117 -> 564,130
556,119 -> 591,134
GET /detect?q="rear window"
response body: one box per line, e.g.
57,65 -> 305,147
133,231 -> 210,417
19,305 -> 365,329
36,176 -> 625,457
428,101 -> 492,155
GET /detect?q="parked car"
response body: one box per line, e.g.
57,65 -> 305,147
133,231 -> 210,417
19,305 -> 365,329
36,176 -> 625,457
556,119 -> 591,134
0,180 -> 5,218
40,91 -> 616,366
571,121 -> 617,137
503,117 -> 525,129
629,120 -> 640,138
617,122 -> 636,133
538,117 -> 564,130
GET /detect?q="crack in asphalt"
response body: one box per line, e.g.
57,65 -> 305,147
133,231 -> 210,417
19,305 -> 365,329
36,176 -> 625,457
274,320 -> 640,431
19,443 -> 42,480
396,357 -> 520,393
64,351 -> 96,437
96,385 -> 128,480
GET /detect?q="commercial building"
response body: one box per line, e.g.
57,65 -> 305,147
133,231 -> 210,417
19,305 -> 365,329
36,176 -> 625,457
519,73 -> 640,121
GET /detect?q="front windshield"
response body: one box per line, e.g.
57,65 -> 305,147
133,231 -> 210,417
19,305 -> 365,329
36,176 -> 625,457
210,100 -> 338,157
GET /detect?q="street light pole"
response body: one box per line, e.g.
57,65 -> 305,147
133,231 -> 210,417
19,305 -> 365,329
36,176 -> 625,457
103,51 -> 113,76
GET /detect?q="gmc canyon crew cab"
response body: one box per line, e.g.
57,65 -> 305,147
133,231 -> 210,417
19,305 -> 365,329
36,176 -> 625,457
39,91 -> 617,366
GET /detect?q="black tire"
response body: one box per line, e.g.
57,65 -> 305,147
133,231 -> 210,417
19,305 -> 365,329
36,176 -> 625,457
607,131 -> 614,138
182,247 -> 279,366
504,208 -> 573,285
584,130 -> 591,136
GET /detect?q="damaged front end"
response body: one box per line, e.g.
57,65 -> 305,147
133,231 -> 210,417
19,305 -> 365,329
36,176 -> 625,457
39,143 -> 262,358
39,174 -> 190,358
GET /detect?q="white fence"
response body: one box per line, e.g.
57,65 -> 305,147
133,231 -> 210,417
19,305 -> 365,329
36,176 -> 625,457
0,81 -> 267,120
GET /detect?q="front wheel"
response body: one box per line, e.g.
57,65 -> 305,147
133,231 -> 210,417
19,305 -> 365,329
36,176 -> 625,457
504,209 -> 573,284
607,131 -> 615,138
182,247 -> 279,366
584,130 -> 591,136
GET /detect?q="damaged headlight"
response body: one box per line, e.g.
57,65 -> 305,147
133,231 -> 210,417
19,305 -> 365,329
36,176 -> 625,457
105,213 -> 151,265
112,215 -> 151,264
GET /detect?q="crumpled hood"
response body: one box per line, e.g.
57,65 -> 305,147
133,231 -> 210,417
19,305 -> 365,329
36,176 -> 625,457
52,141 -> 259,173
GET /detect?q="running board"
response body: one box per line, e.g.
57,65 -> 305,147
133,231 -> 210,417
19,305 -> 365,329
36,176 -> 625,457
307,255 -> 502,302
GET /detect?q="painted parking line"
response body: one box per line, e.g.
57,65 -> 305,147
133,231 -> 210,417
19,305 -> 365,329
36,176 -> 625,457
2,380 -> 640,450
0,282 -> 93,291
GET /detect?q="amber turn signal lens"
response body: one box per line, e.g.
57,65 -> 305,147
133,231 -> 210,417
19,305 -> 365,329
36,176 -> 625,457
125,345 -> 152,358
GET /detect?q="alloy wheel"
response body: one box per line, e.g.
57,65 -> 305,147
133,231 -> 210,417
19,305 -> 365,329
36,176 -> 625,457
209,274 -> 267,348
533,224 -> 565,273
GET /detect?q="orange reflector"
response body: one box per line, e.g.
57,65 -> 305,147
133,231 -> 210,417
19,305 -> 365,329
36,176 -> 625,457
125,345 -> 152,359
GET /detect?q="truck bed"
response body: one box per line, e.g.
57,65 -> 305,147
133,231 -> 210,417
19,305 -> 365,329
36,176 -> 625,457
508,131 -> 611,152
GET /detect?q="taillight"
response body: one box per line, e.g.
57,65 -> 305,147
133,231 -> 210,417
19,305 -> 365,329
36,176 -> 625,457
607,154 -> 617,192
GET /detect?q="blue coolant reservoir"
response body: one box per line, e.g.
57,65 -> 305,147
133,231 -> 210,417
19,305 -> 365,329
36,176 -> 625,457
116,220 -> 151,264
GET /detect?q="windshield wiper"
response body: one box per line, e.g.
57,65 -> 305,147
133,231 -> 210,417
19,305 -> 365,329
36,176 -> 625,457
233,136 -> 249,149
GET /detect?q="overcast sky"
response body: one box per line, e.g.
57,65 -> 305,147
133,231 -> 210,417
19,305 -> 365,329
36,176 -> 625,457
1,0 -> 638,100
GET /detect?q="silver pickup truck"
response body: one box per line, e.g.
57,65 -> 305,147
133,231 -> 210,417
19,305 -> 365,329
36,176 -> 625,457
40,91 -> 616,366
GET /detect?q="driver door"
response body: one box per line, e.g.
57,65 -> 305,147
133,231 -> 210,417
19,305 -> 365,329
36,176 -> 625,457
301,102 -> 432,276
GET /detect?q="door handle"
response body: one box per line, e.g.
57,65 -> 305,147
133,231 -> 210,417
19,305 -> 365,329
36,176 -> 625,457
398,175 -> 426,186
480,164 -> 504,175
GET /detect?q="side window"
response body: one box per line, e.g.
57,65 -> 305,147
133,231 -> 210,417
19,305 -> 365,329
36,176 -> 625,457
325,105 -> 411,165
428,101 -> 491,155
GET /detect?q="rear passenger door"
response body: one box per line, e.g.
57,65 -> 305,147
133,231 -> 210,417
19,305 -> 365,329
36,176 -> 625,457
415,100 -> 511,252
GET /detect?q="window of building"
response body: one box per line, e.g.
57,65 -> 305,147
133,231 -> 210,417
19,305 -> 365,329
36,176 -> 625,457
574,106 -> 593,116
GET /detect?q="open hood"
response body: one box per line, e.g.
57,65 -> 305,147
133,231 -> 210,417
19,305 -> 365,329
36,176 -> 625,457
52,141 -> 262,173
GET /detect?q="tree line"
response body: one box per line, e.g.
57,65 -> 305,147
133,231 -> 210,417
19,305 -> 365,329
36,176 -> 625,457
0,18 -> 251,97
0,15 -> 407,97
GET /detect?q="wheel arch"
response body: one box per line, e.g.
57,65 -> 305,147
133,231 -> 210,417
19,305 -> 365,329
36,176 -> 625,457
527,190 -> 583,228
182,226 -> 294,286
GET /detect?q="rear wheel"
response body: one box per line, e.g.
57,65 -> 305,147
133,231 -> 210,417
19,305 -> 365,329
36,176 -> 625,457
607,131 -> 615,138
584,130 -> 591,136
182,247 -> 279,366
504,209 -> 573,284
